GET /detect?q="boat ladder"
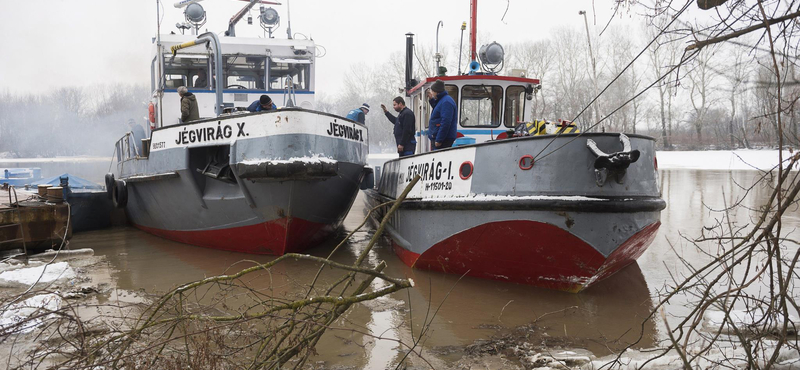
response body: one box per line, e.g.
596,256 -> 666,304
0,186 -> 28,260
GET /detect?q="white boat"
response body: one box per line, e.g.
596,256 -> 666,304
108,0 -> 369,254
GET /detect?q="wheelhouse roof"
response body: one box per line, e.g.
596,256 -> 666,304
407,75 -> 541,95
152,34 -> 316,56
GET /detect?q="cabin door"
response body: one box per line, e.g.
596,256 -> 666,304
413,91 -> 427,154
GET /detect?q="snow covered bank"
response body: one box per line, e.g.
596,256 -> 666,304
657,150 -> 797,171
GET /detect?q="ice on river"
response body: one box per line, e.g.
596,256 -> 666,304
702,309 -> 799,335
0,261 -> 76,287
0,293 -> 62,334
586,346 -> 800,370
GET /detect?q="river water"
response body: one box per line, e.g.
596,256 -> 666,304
63,168 -> 798,369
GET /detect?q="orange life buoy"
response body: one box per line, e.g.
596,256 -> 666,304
148,102 -> 156,128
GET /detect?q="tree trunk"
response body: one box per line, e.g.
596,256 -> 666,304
660,92 -> 670,149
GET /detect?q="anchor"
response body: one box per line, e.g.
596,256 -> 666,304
586,134 -> 640,186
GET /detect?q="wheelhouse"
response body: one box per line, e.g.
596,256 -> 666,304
151,34 -> 317,128
407,75 -> 540,154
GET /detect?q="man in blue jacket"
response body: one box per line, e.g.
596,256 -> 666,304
247,95 -> 276,112
381,97 -> 416,157
346,103 -> 370,123
428,80 -> 458,150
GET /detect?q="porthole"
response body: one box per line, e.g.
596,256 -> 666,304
459,161 -> 474,180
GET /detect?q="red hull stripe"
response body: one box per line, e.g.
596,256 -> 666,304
134,217 -> 332,255
393,220 -> 661,292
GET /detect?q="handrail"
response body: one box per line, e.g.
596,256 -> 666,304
169,32 -> 224,115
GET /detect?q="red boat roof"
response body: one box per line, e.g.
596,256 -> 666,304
408,75 -> 541,95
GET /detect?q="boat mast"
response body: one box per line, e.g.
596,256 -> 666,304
469,0 -> 477,63
156,0 -> 164,129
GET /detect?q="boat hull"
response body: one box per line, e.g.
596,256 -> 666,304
365,133 -> 665,292
116,109 -> 368,254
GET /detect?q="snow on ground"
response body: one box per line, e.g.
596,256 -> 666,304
0,293 -> 62,334
0,262 -> 76,287
657,150 -> 797,171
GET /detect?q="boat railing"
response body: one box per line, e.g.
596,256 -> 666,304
114,132 -> 140,166
283,76 -> 297,107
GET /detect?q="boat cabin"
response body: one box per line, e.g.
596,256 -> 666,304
406,75 -> 540,154
151,34 -> 317,128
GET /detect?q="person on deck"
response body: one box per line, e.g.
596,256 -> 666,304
381,97 -> 416,157
427,80 -> 458,150
345,103 -> 370,124
247,95 -> 277,112
127,118 -> 146,156
178,86 -> 200,123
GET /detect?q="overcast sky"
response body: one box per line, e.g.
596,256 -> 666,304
0,0 -> 635,96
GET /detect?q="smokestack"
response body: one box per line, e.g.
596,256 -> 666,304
405,33 -> 414,94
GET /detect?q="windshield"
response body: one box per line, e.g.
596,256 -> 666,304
224,55 -> 266,90
269,58 -> 311,91
460,85 -> 502,127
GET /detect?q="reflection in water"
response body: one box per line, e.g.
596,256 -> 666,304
69,169 -> 797,368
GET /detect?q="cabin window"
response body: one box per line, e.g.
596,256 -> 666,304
164,56 -> 209,90
504,86 -> 526,127
460,85 -> 502,127
224,55 -> 267,90
269,58 -> 311,91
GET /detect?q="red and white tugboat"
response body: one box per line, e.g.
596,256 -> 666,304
363,1 -> 665,292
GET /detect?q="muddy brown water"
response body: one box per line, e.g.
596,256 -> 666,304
64,169 -> 798,369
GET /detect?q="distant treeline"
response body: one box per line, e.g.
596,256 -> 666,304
0,84 -> 150,157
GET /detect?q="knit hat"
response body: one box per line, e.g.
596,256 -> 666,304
431,79 -> 445,93
360,103 -> 370,112
260,95 -> 273,105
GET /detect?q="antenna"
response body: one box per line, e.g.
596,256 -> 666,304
435,21 -> 444,76
285,0 -> 292,39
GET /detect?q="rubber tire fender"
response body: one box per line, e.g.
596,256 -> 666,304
104,173 -> 115,199
112,179 -> 128,209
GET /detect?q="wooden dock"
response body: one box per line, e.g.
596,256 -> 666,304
0,187 -> 72,252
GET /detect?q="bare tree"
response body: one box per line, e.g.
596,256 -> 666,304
687,46 -> 721,147
507,39 -> 554,118
603,1 -> 800,369
723,44 -> 752,149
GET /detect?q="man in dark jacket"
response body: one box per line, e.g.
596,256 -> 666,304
428,80 -> 458,150
178,86 -> 200,122
247,95 -> 277,112
381,97 -> 416,157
